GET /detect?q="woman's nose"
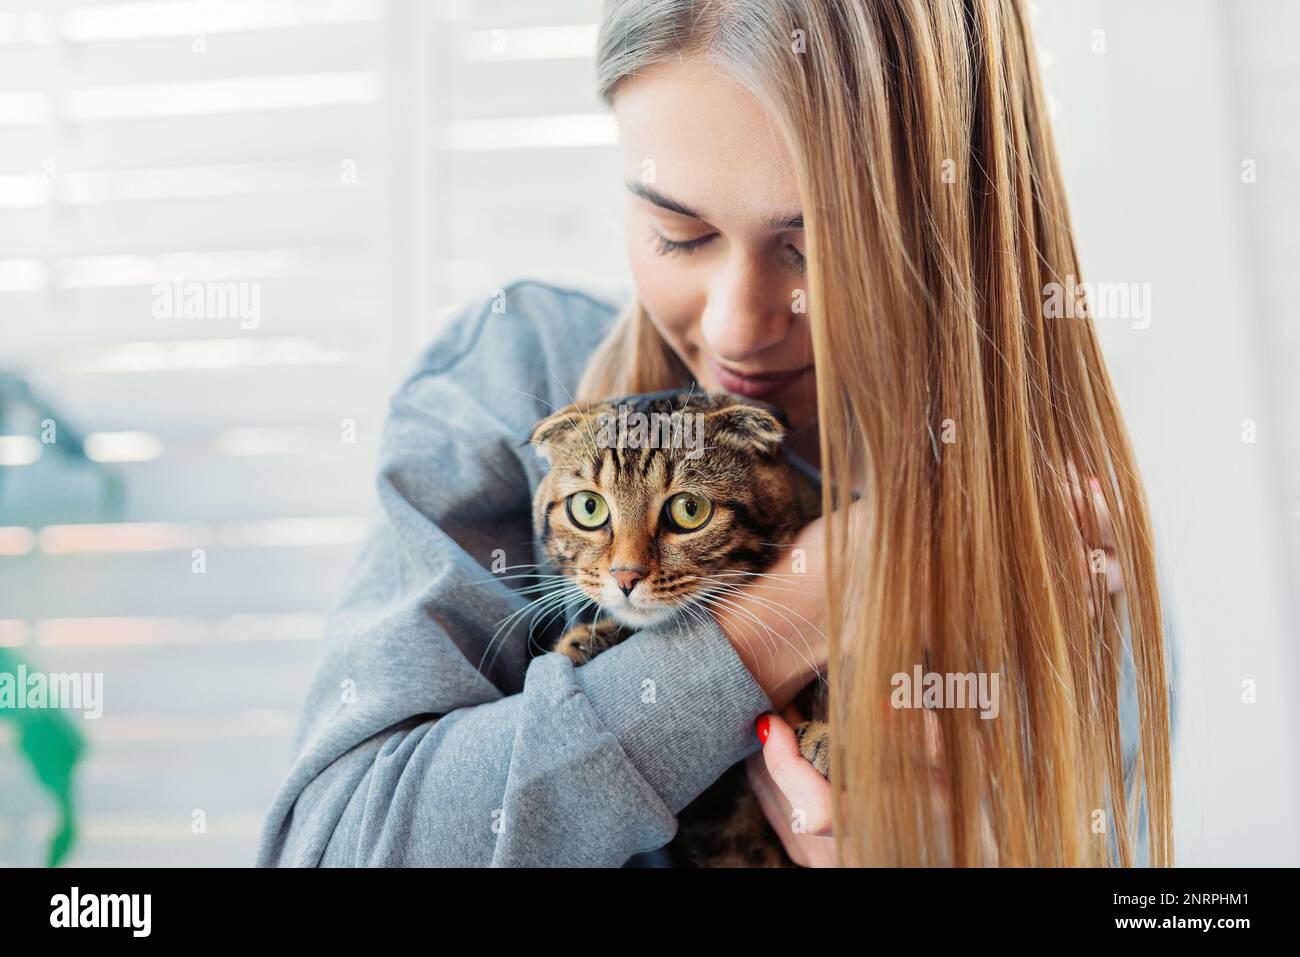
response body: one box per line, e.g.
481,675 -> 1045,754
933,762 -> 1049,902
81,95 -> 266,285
698,259 -> 794,362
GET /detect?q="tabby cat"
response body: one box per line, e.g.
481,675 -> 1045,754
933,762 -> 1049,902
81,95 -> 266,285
527,388 -> 828,867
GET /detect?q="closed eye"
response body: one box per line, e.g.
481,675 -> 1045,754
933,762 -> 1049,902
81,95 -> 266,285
652,229 -> 716,257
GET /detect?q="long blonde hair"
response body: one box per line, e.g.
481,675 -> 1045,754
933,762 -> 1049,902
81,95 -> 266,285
581,0 -> 1172,867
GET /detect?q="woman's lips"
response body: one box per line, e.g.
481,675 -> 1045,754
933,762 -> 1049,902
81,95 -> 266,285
708,359 -> 814,400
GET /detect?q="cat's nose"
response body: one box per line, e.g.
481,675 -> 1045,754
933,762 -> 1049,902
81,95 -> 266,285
611,567 -> 647,597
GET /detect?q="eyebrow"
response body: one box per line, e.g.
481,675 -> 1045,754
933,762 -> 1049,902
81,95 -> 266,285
624,180 -> 803,231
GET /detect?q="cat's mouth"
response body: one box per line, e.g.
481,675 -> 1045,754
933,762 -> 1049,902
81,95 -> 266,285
600,596 -> 675,628
590,580 -> 683,630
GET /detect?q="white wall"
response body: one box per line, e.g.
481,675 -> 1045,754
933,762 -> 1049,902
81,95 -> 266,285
1035,0 -> 1299,865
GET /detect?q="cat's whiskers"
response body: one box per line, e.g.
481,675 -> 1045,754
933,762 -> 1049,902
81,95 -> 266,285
514,385 -> 601,467
487,561 -> 576,572
506,568 -> 597,592
749,541 -> 830,566
478,579 -> 586,677
682,589 -> 793,671
684,574 -> 828,636
512,387 -> 563,415
669,441 -> 721,482
666,593 -> 720,641
528,439 -> 588,471
532,589 -> 592,652
478,586 -> 569,673
683,583 -> 826,683
514,587 -> 595,666
463,559 -> 586,590
549,373 -> 605,464
690,570 -> 825,592
699,586 -> 827,673
465,573 -> 573,589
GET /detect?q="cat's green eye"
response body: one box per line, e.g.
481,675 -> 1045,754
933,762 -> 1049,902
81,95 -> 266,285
566,491 -> 610,529
664,492 -> 713,532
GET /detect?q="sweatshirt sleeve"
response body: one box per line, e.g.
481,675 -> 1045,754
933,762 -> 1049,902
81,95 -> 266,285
256,282 -> 775,867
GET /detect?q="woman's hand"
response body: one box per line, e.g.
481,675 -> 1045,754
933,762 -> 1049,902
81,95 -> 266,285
749,703 -> 948,867
712,513 -> 830,710
750,701 -> 999,866
1068,468 -> 1124,596
746,704 -> 836,866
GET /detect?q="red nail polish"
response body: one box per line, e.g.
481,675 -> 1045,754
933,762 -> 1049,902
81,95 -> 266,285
755,714 -> 770,744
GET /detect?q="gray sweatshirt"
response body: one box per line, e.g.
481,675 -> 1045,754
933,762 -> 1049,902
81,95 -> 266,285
256,278 -> 1174,867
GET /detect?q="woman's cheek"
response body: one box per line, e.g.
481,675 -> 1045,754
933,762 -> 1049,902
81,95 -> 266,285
626,237 -> 703,348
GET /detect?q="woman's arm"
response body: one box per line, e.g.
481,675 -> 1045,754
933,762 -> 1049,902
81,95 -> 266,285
287,566 -> 771,867
256,282 -> 776,866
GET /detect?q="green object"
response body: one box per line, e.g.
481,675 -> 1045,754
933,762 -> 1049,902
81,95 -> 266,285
0,647 -> 85,866
1,375 -> 103,866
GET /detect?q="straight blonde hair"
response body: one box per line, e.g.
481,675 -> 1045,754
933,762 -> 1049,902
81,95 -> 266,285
581,0 -> 1173,867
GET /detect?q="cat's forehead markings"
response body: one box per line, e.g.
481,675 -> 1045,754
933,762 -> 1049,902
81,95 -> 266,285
597,448 -> 616,489
640,446 -> 668,483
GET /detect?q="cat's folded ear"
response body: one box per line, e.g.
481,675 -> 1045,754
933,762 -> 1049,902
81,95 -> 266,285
706,401 -> 787,457
528,404 -> 593,463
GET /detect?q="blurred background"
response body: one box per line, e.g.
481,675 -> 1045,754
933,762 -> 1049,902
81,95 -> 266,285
0,0 -> 1295,866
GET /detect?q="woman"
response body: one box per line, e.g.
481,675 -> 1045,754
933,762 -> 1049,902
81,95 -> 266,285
259,0 -> 1176,867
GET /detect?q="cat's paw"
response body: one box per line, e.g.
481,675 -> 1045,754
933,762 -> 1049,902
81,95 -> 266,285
554,625 -> 598,665
794,719 -> 832,780
554,619 -> 625,666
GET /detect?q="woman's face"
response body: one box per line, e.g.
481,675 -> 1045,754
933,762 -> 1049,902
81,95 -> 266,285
613,58 -> 817,440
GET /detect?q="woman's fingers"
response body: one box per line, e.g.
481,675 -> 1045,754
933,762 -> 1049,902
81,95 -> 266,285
752,708 -> 987,866
749,709 -> 838,866
1087,477 -> 1124,594
756,711 -> 833,835
1065,464 -> 1125,596
744,752 -> 838,867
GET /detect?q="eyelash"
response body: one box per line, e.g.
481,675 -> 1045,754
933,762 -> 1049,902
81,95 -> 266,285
653,231 -> 715,257
650,227 -> 806,274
